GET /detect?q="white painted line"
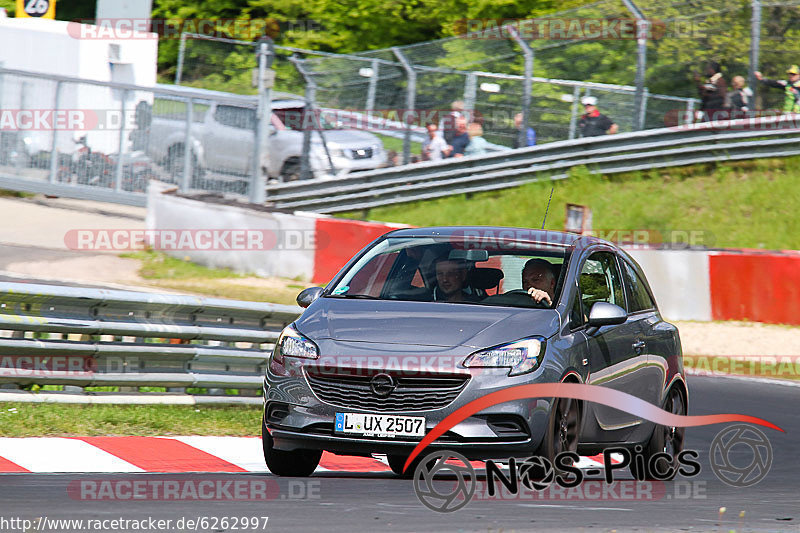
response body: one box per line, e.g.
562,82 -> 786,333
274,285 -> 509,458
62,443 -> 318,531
0,437 -> 144,473
170,436 -> 268,473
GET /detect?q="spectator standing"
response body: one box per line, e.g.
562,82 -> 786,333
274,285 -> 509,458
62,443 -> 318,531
694,61 -> 728,120
578,96 -> 618,137
728,76 -> 753,112
463,122 -> 489,157
421,123 -> 448,161
512,112 -> 536,148
447,117 -> 470,158
755,65 -> 800,113
441,100 -> 464,144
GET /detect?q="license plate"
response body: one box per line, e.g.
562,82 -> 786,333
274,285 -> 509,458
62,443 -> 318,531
335,412 -> 425,438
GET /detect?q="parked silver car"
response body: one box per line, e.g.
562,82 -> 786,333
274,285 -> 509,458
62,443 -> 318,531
263,227 -> 687,479
146,86 -> 386,182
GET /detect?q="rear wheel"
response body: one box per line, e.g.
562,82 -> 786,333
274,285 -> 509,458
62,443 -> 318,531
630,387 -> 686,480
280,158 -> 302,181
261,422 -> 321,477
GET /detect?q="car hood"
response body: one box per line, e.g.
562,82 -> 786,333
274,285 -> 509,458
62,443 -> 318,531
316,129 -> 381,146
295,298 -> 561,349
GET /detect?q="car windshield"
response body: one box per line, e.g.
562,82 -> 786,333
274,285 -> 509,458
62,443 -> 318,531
327,236 -> 571,309
273,107 -> 340,131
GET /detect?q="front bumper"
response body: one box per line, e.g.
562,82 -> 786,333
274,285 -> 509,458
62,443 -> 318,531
263,360 -> 559,460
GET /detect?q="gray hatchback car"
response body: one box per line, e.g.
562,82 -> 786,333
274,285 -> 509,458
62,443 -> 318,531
263,227 -> 687,478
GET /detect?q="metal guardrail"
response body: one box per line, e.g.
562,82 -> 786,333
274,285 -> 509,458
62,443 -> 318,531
264,116 -> 800,213
0,282 -> 303,404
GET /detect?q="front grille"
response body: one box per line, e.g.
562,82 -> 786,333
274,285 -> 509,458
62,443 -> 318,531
349,147 -> 373,160
305,371 -> 469,412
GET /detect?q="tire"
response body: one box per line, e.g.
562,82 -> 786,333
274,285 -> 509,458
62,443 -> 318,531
630,387 -> 686,481
280,158 -> 302,182
166,144 -> 204,186
261,421 -> 321,477
534,395 -> 580,465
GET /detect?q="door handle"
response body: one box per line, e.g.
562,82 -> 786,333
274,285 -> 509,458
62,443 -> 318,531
632,340 -> 646,353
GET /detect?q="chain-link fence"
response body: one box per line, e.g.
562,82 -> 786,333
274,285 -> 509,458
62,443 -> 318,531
172,0 -> 798,154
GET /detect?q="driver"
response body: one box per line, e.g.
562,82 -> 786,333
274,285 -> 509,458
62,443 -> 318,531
522,258 -> 556,307
433,257 -> 479,303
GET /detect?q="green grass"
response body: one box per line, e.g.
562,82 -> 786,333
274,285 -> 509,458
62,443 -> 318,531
121,250 -> 243,280
0,189 -> 34,199
0,403 -> 261,437
375,133 -> 422,156
341,156 -> 800,250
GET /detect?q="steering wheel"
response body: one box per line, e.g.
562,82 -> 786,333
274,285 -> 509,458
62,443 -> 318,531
503,289 -> 552,308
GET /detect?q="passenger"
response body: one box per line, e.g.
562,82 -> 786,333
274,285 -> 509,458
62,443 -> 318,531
522,258 -> 557,306
433,257 -> 479,303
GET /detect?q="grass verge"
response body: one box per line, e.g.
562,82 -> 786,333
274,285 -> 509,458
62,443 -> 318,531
0,403 -> 261,437
340,156 -> 800,250
121,250 -> 311,305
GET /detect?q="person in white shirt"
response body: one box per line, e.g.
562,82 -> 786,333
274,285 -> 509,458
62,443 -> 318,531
421,123 -> 449,161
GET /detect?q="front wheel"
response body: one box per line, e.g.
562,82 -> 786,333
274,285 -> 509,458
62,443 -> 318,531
534,396 -> 580,465
262,422 -> 321,477
630,387 -> 686,480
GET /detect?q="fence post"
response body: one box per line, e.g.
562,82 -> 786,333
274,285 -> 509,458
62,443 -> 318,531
114,89 -> 128,193
290,55 -> 336,180
392,47 -> 416,165
365,59 -> 379,113
749,0 -> 761,104
180,96 -> 194,192
463,72 -> 477,113
48,80 -> 63,184
251,37 -> 274,204
176,32 -> 187,85
568,85 -> 581,140
639,88 -> 649,130
622,0 -> 647,131
508,27 -> 533,149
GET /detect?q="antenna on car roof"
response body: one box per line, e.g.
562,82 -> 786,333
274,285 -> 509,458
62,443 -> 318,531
541,187 -> 554,229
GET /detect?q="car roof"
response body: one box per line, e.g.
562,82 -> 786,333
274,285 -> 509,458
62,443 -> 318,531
383,226 -> 612,249
153,83 -> 305,107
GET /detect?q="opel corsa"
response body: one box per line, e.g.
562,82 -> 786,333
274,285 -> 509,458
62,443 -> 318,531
263,227 -> 687,478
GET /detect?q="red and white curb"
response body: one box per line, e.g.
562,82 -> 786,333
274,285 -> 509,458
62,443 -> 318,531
0,436 -> 621,473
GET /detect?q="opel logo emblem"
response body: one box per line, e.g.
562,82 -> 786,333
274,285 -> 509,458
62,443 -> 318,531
370,373 -> 396,397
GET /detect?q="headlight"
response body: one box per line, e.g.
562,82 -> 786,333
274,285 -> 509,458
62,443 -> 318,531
273,324 -> 319,364
462,337 -> 544,376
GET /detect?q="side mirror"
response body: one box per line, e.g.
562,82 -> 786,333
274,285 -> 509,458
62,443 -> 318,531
587,302 -> 627,329
297,286 -> 324,308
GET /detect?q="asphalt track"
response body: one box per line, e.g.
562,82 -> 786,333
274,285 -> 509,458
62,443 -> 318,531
0,375 -> 796,532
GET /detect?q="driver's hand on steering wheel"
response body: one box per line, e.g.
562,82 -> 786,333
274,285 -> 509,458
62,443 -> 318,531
527,287 -> 552,306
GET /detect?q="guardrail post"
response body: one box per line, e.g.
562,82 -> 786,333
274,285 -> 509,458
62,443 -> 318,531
392,47 -> 416,165
568,86 -> 581,140
749,0 -> 761,105
507,27 -> 533,149
114,89 -> 129,193
48,80 -> 63,184
463,72 -> 477,114
180,96 -> 194,192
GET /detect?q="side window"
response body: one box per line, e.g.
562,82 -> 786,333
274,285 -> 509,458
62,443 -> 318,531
579,252 -> 625,312
214,105 -> 256,130
621,260 -> 656,312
